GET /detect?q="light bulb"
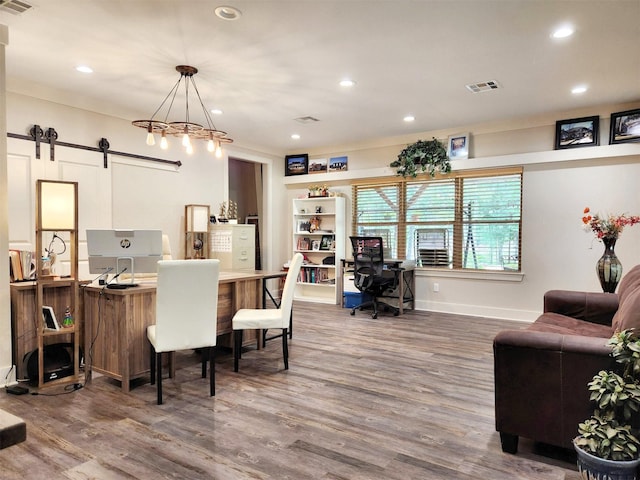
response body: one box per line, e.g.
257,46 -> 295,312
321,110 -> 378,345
146,125 -> 155,146
160,131 -> 168,149
215,141 -> 223,158
207,137 -> 215,152
182,132 -> 190,147
186,143 -> 194,155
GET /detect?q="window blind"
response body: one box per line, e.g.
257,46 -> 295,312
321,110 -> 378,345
353,167 -> 522,271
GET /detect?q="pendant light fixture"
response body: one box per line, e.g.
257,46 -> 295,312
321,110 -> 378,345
132,65 -> 233,157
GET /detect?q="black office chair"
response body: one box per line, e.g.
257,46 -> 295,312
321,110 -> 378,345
349,236 -> 399,319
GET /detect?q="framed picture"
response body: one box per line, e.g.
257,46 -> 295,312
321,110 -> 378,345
328,156 -> 348,172
308,158 -> 328,174
285,154 -> 309,176
42,306 -> 60,331
320,235 -> 332,250
297,237 -> 310,250
609,109 -> 640,144
297,220 -> 311,233
447,133 -> 469,159
311,239 -> 321,251
555,115 -> 600,149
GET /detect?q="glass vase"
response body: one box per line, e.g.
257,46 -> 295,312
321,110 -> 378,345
597,237 -> 623,293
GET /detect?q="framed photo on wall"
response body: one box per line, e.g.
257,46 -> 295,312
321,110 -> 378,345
285,154 -> 309,176
328,156 -> 348,172
308,158 -> 328,174
447,133 -> 469,159
609,109 -> 640,144
555,115 -> 600,149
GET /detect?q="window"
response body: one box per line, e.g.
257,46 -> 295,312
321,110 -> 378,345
352,167 -> 522,271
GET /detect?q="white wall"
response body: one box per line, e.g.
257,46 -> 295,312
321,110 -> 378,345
284,101 -> 640,321
2,91 -> 282,378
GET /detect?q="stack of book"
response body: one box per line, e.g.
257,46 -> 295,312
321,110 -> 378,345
9,250 -> 36,282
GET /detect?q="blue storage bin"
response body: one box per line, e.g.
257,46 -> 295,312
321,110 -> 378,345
343,291 -> 371,308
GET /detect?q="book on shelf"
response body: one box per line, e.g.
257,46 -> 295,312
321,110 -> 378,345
9,249 -> 36,282
297,266 -> 332,284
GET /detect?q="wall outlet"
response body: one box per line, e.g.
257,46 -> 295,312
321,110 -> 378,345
433,283 -> 439,293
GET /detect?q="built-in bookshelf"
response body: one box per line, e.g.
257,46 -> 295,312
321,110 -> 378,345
292,196 -> 345,304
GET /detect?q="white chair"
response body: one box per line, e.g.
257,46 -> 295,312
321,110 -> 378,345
147,259 -> 219,404
232,253 -> 304,372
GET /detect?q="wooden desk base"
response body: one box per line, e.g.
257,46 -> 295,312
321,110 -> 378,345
84,272 -> 263,392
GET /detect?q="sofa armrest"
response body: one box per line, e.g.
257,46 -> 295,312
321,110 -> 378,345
543,290 -> 618,326
494,329 -> 614,450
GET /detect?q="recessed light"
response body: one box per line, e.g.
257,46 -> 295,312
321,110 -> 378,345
291,134 -> 300,140
339,79 -> 355,87
215,6 -> 241,20
552,25 -> 574,39
76,65 -> 93,74
211,108 -> 223,115
403,115 -> 415,123
571,85 -> 588,94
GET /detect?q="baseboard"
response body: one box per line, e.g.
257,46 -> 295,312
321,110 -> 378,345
415,300 -> 538,322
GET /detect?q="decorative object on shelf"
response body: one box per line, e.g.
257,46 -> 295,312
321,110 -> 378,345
285,154 -> 309,176
574,330 -> 640,478
218,201 -> 228,223
227,200 -> 238,224
309,216 -> 321,232
297,220 -> 311,233
609,108 -> 640,144
185,204 -> 210,259
329,156 -> 348,172
447,133 -> 469,160
62,306 -> 74,328
555,115 -> 600,149
582,207 -> 640,293
390,138 -> 451,178
308,184 -> 329,197
132,65 -> 233,158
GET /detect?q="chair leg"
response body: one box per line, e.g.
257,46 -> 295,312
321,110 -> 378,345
156,351 -> 163,405
201,348 -> 207,378
234,330 -> 243,372
209,346 -> 216,396
282,328 -> 289,370
150,343 -> 156,385
289,310 -> 293,339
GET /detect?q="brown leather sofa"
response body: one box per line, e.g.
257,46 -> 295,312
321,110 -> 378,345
493,265 -> 640,453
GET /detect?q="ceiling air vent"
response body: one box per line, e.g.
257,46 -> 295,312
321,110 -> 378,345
0,0 -> 33,14
465,80 -> 500,93
294,116 -> 320,124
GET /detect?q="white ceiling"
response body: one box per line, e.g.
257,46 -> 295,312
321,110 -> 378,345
1,0 -> 639,156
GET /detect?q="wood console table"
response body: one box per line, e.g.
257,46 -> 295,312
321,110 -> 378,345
83,271 -> 263,392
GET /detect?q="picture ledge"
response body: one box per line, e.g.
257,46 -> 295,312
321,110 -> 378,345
283,143 -> 640,185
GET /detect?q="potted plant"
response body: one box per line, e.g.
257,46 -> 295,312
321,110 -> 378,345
574,329 -> 640,479
389,138 -> 451,178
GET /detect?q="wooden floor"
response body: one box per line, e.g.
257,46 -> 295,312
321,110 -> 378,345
0,302 -> 582,479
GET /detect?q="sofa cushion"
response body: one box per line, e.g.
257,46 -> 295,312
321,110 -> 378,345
612,284 -> 640,332
529,312 -> 613,338
618,265 -> 640,305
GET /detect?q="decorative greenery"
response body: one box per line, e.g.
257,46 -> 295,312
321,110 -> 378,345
390,138 -> 451,178
582,207 -> 640,240
575,329 -> 640,461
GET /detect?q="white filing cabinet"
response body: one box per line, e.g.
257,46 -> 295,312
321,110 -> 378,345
209,224 -> 256,270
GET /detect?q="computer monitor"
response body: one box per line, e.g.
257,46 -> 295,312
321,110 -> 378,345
87,229 -> 163,283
